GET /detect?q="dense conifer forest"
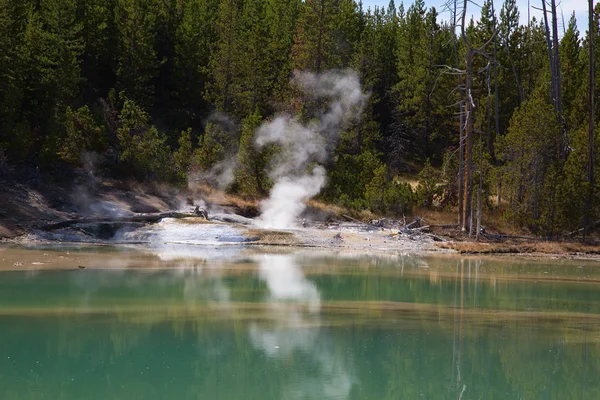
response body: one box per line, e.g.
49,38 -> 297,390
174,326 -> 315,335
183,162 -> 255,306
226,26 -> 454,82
0,0 -> 598,237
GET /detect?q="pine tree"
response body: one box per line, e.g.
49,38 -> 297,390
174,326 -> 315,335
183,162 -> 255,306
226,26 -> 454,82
236,0 -> 270,117
173,0 -> 219,127
291,0 -> 341,72
60,105 -> 105,164
264,0 -> 301,106
152,0 -> 180,116
21,0 -> 83,162
117,95 -> 173,180
115,0 -> 158,109
207,0 -> 242,114
352,2 -> 398,133
498,0 -> 523,112
392,2 -> 454,161
0,0 -> 29,158
497,90 -> 560,233
235,109 -> 270,196
77,0 -> 117,102
559,13 -> 583,130
174,127 -> 193,178
393,0 -> 427,156
521,19 -> 547,99
335,0 -> 362,68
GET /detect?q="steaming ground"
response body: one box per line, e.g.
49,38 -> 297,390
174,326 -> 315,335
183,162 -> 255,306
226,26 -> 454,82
255,71 -> 367,229
0,173 -> 445,256
15,218 -> 445,257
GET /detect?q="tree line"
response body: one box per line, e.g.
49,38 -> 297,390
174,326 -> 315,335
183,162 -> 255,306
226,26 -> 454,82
0,0 -> 598,237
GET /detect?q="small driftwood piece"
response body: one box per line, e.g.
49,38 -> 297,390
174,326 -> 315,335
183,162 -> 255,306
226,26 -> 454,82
567,220 -> 600,237
341,214 -> 364,224
397,217 -> 445,242
40,212 -> 199,231
409,225 -> 431,232
400,217 -> 423,233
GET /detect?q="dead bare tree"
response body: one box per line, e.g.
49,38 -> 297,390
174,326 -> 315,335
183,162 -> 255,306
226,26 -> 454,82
442,0 -> 465,226
540,1 -> 556,106
458,0 -> 496,236
491,0 -> 500,163
550,0 -> 562,120
584,0 -> 595,240
441,0 -> 495,236
538,0 -> 565,156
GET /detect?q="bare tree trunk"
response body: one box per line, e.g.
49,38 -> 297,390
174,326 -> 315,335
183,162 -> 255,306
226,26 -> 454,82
462,50 -> 474,235
479,65 -> 493,239
492,0 -> 501,207
459,0 -> 470,234
541,1 -> 556,109
490,0 -> 499,163
497,178 -> 502,207
550,0 -> 565,159
458,101 -> 465,226
550,0 -> 562,118
452,0 -> 463,227
585,0 -> 595,240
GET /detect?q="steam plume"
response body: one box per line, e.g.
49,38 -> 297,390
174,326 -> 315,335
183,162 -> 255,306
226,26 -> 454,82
255,70 -> 367,229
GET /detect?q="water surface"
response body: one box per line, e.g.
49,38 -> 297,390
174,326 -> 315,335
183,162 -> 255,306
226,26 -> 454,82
1,245 -> 600,399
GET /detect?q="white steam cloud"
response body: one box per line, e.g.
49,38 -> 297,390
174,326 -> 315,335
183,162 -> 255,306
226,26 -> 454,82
255,70 -> 367,229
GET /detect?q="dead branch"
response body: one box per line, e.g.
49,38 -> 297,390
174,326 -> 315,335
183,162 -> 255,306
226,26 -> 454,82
40,212 -> 204,231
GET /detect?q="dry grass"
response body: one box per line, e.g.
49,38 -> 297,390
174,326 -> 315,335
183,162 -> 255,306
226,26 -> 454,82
411,207 -> 523,235
305,199 -> 346,216
437,240 -> 600,255
411,207 -> 456,226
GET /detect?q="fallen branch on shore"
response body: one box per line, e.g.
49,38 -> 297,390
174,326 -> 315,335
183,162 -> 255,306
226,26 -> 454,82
341,214 -> 362,224
397,217 -> 445,242
567,221 -> 600,237
40,209 -> 208,231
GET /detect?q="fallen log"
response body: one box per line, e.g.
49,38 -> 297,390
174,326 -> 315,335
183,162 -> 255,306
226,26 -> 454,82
341,214 -> 364,224
409,225 -> 431,232
40,212 -> 198,231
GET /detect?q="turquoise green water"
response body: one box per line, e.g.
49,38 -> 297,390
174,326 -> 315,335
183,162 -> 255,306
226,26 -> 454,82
1,247 -> 600,399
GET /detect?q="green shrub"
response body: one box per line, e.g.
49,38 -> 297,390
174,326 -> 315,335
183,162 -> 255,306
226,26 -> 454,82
416,159 -> 442,207
192,121 -> 238,171
60,106 -> 105,164
365,165 -> 415,214
234,110 -> 272,196
327,149 -> 383,203
173,128 -> 193,179
117,97 -> 175,181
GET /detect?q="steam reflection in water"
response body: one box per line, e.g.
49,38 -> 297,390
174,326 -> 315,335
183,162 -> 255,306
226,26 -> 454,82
250,255 -> 353,400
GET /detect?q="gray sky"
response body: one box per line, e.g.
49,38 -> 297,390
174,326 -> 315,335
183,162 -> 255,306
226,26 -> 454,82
361,0 -> 588,35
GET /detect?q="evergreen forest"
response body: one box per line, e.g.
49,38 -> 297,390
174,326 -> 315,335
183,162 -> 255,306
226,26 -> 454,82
0,0 -> 598,237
